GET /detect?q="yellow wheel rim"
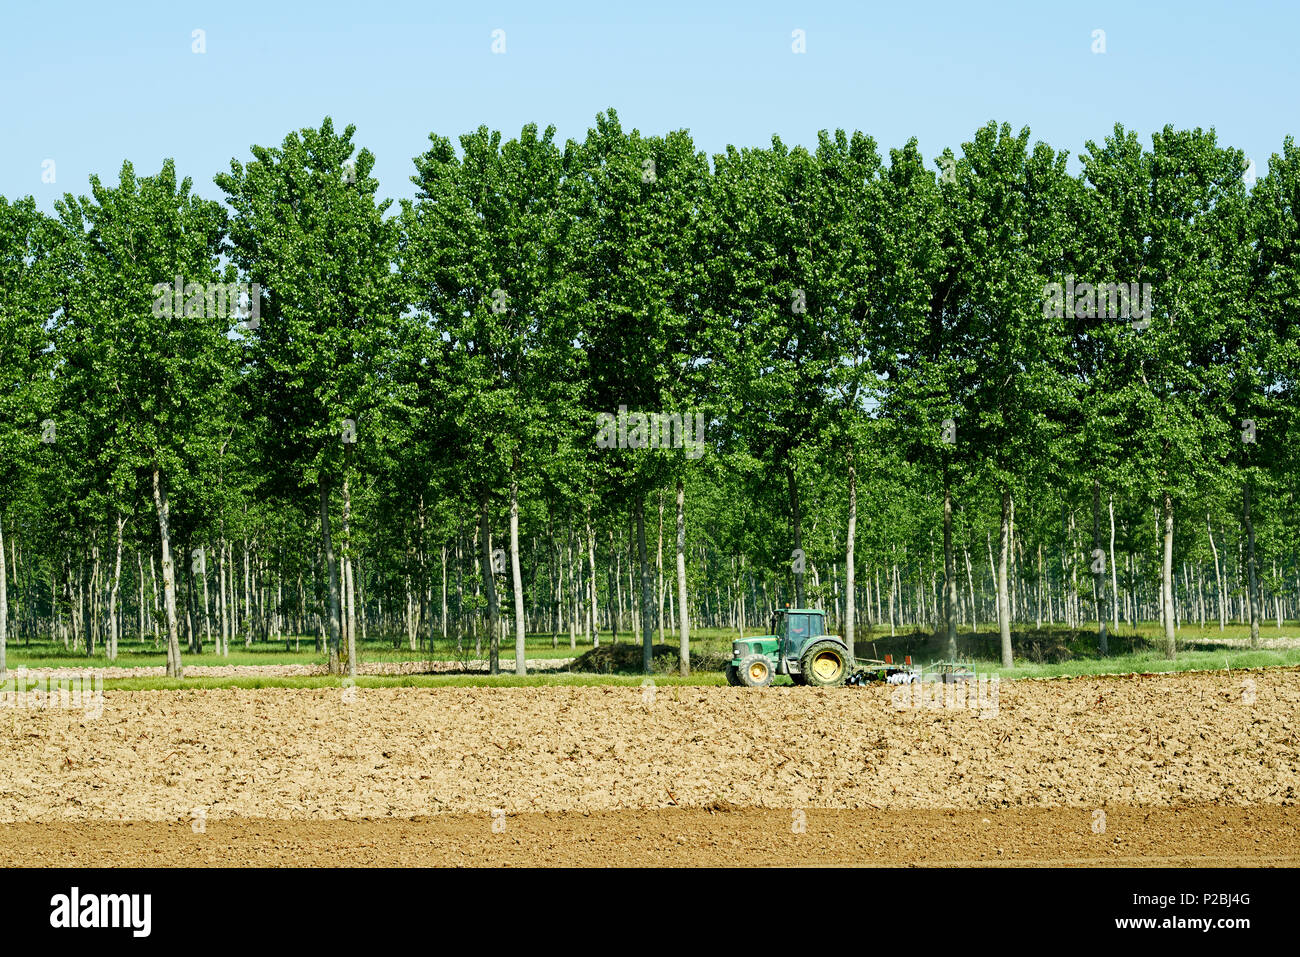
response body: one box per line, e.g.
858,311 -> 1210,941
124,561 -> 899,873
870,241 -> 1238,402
749,662 -> 767,681
812,652 -> 841,681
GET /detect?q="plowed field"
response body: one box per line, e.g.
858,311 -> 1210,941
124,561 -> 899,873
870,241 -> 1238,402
2,668 -> 1296,865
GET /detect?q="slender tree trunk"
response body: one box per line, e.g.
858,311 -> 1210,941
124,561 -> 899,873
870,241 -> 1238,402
964,542 -> 977,635
586,509 -> 598,646
787,465 -> 804,606
319,481 -> 342,674
136,551 -> 146,646
199,542 -> 211,653
656,492 -> 665,643
479,504 -> 500,674
107,513 -> 125,661
218,539 -> 229,656
1092,479 -> 1108,655
441,543 -> 449,641
566,531 -> 577,650
612,529 -> 624,642
509,466 -> 527,676
997,489 -> 1013,668
151,467 -> 183,678
1108,495 -> 1119,639
341,461 -> 356,676
635,494 -> 654,674
1161,489 -> 1176,658
149,553 -> 160,647
675,477 -> 690,676
0,510 -> 7,677
845,463 -> 857,659
889,561 -> 898,637
1196,562 -> 1206,628
243,536 -> 252,647
942,478 -> 957,657
1036,543 -> 1044,628
1244,481 -> 1261,649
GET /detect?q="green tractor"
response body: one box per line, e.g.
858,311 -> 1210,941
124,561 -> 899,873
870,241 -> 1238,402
725,607 -> 851,688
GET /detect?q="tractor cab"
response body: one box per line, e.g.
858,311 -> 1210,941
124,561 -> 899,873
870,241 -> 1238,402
779,609 -> 823,660
728,607 -> 851,688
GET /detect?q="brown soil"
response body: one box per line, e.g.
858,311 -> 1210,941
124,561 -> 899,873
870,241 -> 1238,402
1,807 -> 1295,867
9,657 -> 574,680
1,668 -> 1295,865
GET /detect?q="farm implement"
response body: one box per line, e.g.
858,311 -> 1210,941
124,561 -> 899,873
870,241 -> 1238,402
725,607 -> 977,688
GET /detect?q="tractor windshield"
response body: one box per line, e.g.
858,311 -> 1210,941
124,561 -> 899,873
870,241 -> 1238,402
784,614 -> 810,656
778,611 -> 826,656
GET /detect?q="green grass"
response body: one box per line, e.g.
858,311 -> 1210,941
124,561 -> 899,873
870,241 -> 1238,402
7,621 -> 1299,691
988,647 -> 1300,680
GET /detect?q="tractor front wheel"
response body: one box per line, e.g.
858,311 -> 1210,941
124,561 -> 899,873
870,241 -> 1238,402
725,663 -> 742,687
800,641 -> 849,687
737,653 -> 774,688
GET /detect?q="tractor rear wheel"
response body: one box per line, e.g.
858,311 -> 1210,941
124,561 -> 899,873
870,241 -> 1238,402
800,641 -> 849,687
725,663 -> 742,687
737,653 -> 774,688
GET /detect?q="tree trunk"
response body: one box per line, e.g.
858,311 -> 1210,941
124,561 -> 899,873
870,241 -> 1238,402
964,542 -> 977,635
218,539 -> 229,656
586,509 -> 598,646
1244,481 -> 1261,649
675,477 -> 690,677
997,489 -> 1013,668
845,463 -> 857,659
136,551 -> 146,647
199,542 -> 211,653
107,513 -> 125,661
441,543 -> 449,641
1092,479 -> 1108,655
942,478 -> 957,657
243,536 -> 252,647
341,457 -> 356,675
566,531 -> 577,650
479,504 -> 500,674
1108,494 -> 1119,640
636,494 -> 654,675
319,481 -> 343,674
0,510 -> 7,677
787,465 -> 804,606
656,492 -> 666,643
1161,489 -> 1176,658
151,467 -> 183,678
509,467 -> 527,676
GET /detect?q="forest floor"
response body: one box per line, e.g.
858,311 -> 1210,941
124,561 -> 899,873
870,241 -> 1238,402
0,667 -> 1296,865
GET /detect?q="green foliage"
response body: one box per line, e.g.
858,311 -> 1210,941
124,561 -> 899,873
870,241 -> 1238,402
5,112 -> 1300,677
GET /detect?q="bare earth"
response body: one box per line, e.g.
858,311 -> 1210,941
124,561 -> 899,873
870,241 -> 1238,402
7,657 -> 574,680
1,668 -> 1296,865
2,807 -> 1297,867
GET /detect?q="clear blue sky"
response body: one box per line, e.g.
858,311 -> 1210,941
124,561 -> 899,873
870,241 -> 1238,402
3,0 -> 1296,212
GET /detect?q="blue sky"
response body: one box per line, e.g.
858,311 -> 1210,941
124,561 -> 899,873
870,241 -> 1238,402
3,0 -> 1296,211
